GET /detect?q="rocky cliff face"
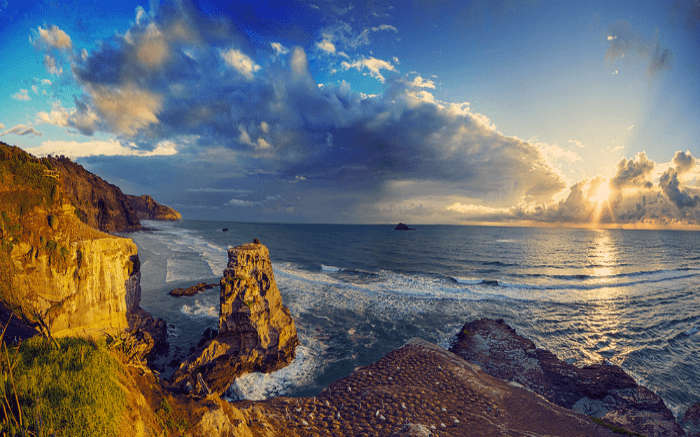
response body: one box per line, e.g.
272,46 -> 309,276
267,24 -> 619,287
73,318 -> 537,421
44,156 -> 142,232
449,318 -> 684,437
125,194 -> 181,221
42,155 -> 180,233
1,143 -> 167,349
173,241 -> 298,395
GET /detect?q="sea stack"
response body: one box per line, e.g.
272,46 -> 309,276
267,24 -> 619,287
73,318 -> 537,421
173,240 -> 298,395
394,222 -> 414,230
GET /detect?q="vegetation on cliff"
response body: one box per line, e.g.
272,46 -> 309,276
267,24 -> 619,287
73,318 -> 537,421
1,336 -> 124,436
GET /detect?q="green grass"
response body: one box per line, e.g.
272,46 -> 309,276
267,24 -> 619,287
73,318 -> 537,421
1,337 -> 126,436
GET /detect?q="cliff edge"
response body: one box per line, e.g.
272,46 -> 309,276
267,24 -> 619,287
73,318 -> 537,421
125,194 -> 181,221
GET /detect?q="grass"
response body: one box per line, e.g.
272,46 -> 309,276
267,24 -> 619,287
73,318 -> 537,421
1,333 -> 126,436
155,397 -> 189,433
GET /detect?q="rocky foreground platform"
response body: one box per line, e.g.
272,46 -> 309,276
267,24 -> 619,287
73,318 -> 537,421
232,339 -> 623,436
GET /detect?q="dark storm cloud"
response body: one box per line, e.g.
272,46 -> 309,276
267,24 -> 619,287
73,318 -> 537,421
63,0 -> 565,220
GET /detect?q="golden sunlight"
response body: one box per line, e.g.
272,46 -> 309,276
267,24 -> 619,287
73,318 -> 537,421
589,180 -> 612,205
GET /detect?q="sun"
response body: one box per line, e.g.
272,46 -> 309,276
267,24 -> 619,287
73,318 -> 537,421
590,181 -> 612,205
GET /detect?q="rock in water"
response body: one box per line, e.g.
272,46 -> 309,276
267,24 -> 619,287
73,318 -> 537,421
449,318 -> 684,437
173,241 -> 298,395
394,222 -> 415,230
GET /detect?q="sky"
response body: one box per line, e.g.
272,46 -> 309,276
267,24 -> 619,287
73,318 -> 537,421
1,0 -> 699,227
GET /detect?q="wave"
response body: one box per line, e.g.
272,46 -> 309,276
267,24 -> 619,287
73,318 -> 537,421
226,343 -> 324,401
321,264 -> 341,272
180,299 -> 218,319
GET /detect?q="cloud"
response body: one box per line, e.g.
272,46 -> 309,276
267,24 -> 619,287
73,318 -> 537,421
36,101 -> 100,135
36,25 -> 72,49
24,139 -> 177,159
221,48 -> 260,79
316,39 -> 336,54
226,198 -> 259,207
606,21 -> 672,74
87,83 -> 162,135
341,56 -> 396,82
270,41 -> 289,55
0,123 -> 4,129
61,2 -> 571,222
611,151 -> 654,188
44,54 -> 62,75
409,75 -> 435,89
11,89 -> 30,101
672,150 -> 696,174
1,124 -> 42,136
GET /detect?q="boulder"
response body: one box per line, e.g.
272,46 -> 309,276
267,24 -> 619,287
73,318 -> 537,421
449,318 -> 684,437
172,240 -> 298,395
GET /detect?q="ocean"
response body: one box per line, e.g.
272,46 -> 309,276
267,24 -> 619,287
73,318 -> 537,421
128,220 -> 700,417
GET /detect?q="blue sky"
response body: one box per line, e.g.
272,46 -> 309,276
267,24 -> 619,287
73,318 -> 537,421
1,0 -> 699,226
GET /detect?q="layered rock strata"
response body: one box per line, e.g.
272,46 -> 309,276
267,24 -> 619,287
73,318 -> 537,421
173,241 -> 298,395
449,318 -> 684,437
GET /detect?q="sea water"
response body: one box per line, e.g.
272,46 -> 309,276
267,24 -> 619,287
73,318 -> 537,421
128,220 -> 700,417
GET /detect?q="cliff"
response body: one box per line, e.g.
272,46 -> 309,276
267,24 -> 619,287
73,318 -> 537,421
44,155 -> 181,232
125,194 -> 181,221
173,240 -> 298,395
0,142 -> 166,343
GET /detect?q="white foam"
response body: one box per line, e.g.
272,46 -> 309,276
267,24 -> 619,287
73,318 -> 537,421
321,264 -> 341,272
180,299 -> 218,319
226,344 -> 323,401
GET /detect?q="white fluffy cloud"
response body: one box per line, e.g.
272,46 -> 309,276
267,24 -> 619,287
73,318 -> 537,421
87,83 -> 162,135
37,25 -> 72,49
341,56 -> 396,82
409,75 -> 435,89
270,42 -> 289,55
221,48 -> 261,79
25,139 -> 177,159
36,102 -> 100,135
316,39 -> 336,54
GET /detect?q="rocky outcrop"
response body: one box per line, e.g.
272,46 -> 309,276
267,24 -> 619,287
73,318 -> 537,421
241,338 -> 622,436
169,282 -> 217,297
394,222 -> 414,230
173,241 -> 298,395
684,403 -> 700,437
449,318 -> 684,437
125,194 -> 181,221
